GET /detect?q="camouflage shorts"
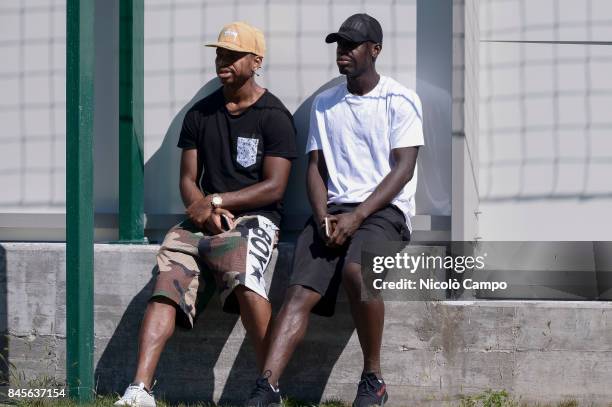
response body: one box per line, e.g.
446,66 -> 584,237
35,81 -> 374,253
151,215 -> 278,328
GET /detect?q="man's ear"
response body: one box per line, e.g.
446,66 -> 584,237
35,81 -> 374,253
371,43 -> 382,59
253,55 -> 263,70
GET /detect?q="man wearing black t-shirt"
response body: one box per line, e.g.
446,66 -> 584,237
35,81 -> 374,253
115,22 -> 296,407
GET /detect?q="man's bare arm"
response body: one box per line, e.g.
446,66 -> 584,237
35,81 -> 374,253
180,149 -> 213,229
180,149 -> 206,207
329,146 -> 419,246
306,150 -> 329,225
213,156 -> 292,212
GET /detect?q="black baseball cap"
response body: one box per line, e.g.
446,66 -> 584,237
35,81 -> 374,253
325,13 -> 383,44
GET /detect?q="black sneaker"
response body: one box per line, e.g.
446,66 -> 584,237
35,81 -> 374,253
352,372 -> 388,407
245,375 -> 282,407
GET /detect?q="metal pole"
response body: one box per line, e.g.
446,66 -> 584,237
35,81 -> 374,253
66,0 -> 95,402
118,0 -> 147,244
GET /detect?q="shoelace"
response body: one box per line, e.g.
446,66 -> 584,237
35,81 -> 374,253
356,374 -> 380,397
248,377 -> 272,399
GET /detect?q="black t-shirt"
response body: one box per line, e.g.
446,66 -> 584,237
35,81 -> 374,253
177,87 -> 297,227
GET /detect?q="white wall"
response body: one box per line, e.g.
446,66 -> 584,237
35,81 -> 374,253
478,0 -> 612,240
1,1 -> 441,221
0,0 -> 66,213
5,1 -> 610,242
1,0 -> 460,241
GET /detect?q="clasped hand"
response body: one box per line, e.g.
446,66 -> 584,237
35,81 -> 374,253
318,211 -> 364,248
186,197 -> 235,234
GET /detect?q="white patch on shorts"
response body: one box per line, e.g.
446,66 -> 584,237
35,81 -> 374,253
243,216 -> 277,299
236,137 -> 259,167
217,215 -> 278,306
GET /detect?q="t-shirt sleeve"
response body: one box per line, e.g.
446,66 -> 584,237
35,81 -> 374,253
305,100 -> 322,153
177,110 -> 198,149
389,91 -> 425,149
262,108 -> 298,159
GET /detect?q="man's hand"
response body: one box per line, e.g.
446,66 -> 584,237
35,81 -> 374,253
327,211 -> 365,247
185,196 -> 213,230
203,208 -> 235,235
314,214 -> 334,243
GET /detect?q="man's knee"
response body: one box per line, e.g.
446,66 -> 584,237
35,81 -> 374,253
143,298 -> 177,339
234,285 -> 269,308
342,262 -> 367,299
282,285 -> 321,314
342,262 -> 362,285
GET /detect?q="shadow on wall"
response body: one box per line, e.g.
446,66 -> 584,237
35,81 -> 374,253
94,246 -> 355,404
144,78 -> 223,217
414,79 -> 452,216
281,76 -> 347,230
217,244 -> 354,405
143,76 -> 348,233
93,267 -> 243,402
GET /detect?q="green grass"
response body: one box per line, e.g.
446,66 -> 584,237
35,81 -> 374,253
458,390 -> 588,407
0,393 -> 350,407
0,360 -> 606,407
0,363 -> 601,407
0,391 -> 595,407
460,389 -> 519,407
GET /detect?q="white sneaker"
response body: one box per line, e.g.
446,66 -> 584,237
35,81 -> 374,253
114,382 -> 156,407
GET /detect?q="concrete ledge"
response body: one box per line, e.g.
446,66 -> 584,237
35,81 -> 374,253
0,213 -> 451,243
1,243 -> 612,405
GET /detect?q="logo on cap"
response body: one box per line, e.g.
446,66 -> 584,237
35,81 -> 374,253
223,30 -> 239,41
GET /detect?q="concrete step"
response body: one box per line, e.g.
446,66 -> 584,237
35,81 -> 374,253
1,243 -> 612,405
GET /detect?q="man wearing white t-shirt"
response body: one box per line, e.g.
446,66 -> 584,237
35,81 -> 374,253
246,13 -> 423,407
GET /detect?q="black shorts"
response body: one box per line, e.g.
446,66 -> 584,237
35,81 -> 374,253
289,203 -> 411,317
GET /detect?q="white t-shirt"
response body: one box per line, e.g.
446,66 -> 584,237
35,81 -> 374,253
306,75 -> 424,231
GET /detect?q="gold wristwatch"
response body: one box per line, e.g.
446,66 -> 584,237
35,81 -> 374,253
210,194 -> 223,209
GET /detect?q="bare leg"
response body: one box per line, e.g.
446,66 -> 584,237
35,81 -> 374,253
132,297 -> 177,389
260,285 -> 322,386
342,262 -> 384,377
234,286 -> 273,371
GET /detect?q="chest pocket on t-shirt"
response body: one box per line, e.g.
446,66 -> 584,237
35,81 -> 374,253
234,134 -> 262,168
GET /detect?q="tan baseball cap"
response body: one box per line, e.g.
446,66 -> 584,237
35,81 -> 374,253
205,21 -> 266,57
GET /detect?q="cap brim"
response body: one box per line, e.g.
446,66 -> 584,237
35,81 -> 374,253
205,41 -> 251,53
325,31 -> 367,44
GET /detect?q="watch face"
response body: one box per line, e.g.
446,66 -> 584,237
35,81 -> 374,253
212,196 -> 222,206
